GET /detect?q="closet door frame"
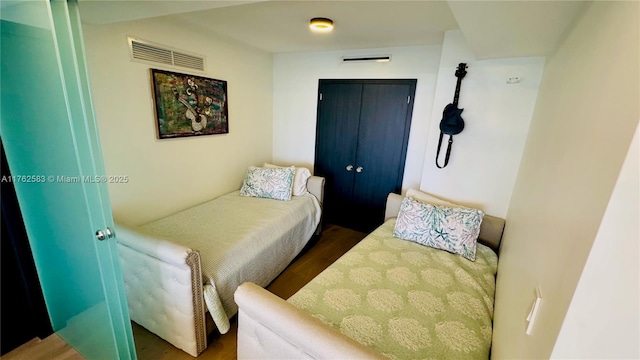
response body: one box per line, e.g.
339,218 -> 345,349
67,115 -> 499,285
314,79 -> 417,230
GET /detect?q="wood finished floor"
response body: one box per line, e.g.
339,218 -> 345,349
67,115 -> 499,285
132,224 -> 367,360
1,335 -> 84,360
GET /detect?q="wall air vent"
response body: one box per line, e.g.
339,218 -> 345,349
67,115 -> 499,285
128,36 -> 205,72
342,55 -> 391,63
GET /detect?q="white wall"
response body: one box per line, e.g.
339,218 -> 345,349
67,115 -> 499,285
492,2 -> 639,359
83,18 -> 273,226
419,30 -> 545,218
551,125 -> 639,359
272,46 -> 441,191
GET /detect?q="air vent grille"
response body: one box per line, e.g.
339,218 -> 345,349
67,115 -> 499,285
342,55 -> 391,63
173,51 -> 204,71
128,36 -> 205,72
131,41 -> 173,65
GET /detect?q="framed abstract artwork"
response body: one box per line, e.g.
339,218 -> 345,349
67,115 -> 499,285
150,69 -> 229,138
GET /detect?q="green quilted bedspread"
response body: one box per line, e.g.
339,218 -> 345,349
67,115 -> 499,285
287,220 -> 498,360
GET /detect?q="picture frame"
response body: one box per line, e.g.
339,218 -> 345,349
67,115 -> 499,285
150,68 -> 229,139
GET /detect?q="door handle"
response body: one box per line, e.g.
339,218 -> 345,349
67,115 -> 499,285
346,165 -> 354,171
96,227 -> 114,241
356,166 -> 363,173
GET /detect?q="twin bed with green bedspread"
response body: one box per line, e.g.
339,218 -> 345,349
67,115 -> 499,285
287,219 -> 497,359
235,192 -> 505,359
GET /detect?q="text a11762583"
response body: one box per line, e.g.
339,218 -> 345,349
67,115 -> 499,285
1,174 -> 129,184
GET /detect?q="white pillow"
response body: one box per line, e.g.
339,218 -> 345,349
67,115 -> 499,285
240,166 -> 295,201
406,188 -> 460,208
264,163 -> 311,196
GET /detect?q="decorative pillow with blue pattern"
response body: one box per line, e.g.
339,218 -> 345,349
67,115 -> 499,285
240,166 -> 295,201
393,196 -> 484,261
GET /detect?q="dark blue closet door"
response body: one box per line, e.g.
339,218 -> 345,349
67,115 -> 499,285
352,83 -> 414,229
315,79 -> 416,232
314,82 -> 362,225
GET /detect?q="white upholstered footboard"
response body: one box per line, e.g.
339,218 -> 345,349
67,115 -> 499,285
235,282 -> 383,360
117,226 -> 206,357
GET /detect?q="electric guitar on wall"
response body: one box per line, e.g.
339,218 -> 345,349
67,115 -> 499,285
436,63 -> 467,169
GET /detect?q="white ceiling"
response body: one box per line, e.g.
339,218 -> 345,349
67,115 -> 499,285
449,1 -> 587,59
172,1 -> 459,53
78,0 -> 264,25
78,0 -> 587,59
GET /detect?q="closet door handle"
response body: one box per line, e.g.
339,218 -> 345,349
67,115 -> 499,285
346,165 -> 354,171
356,166 -> 363,173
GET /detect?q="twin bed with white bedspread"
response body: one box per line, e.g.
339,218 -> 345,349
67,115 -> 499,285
116,175 -> 324,357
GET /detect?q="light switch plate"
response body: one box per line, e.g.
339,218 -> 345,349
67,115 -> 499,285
526,287 -> 542,335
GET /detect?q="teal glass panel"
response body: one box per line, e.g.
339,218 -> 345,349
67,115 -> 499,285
65,1 -> 136,358
0,1 -> 135,359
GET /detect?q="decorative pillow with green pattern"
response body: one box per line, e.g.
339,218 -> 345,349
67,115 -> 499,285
239,166 -> 295,201
393,196 -> 484,261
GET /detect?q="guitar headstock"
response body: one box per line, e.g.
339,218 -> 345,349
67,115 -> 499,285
455,63 -> 468,79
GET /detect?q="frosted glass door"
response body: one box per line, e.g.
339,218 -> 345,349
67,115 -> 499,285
0,0 -> 135,358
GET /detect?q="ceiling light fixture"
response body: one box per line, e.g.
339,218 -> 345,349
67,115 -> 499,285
309,17 -> 334,32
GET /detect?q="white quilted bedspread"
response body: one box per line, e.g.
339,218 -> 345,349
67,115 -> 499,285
136,191 -> 321,333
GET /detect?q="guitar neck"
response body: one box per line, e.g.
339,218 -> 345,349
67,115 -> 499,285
178,97 -> 196,113
452,76 -> 463,106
